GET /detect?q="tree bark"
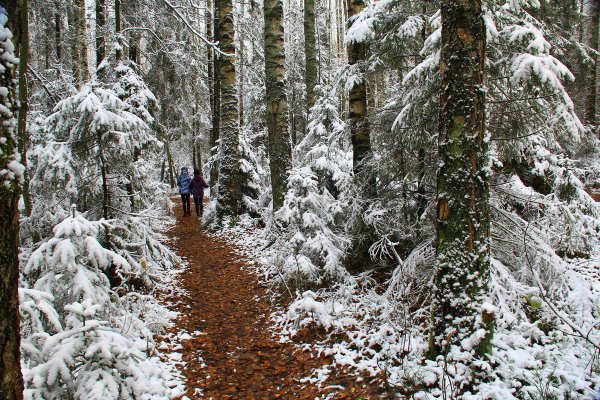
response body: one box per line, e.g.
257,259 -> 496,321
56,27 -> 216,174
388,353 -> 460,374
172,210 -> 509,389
115,0 -> 121,60
304,0 -> 317,112
343,0 -> 376,273
96,0 -> 105,66
75,0 -> 89,83
0,2 -> 25,398
196,137 -> 202,172
16,0 -> 29,216
585,1 -> 599,126
215,0 -> 239,219
209,0 -> 221,188
166,139 -> 175,188
238,26 -> 244,129
98,131 -> 111,219
207,0 -> 213,130
429,0 -> 492,389
265,0 -> 291,211
346,0 -> 375,195
54,3 -> 61,63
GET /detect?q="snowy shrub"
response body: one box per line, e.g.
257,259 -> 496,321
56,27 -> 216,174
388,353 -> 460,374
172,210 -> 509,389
20,209 -> 177,400
238,126 -> 270,218
269,85 -> 352,289
105,206 -> 181,291
271,167 -> 350,288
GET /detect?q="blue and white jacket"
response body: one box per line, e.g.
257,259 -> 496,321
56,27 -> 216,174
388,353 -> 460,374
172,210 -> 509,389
177,168 -> 192,194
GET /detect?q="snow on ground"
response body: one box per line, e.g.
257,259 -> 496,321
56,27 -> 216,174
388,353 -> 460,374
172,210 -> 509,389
210,214 -> 600,399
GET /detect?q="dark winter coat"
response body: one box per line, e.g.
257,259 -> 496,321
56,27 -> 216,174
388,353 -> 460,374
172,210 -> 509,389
177,168 -> 192,195
190,175 -> 209,198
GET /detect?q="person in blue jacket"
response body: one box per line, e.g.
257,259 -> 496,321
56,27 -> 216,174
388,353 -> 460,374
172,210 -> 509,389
177,167 -> 192,216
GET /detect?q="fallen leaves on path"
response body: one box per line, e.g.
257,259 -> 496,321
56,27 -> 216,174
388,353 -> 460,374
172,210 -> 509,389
162,199 -> 389,399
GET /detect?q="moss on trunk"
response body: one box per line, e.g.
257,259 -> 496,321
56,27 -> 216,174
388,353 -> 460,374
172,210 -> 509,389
429,0 -> 493,390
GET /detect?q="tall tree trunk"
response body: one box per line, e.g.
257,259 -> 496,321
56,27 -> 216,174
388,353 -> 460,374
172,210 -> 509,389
98,131 -> 110,219
344,0 -> 376,272
192,103 -> 203,173
428,0 -> 492,391
207,0 -> 214,132
265,0 -> 291,211
166,139 -> 175,188
0,2 -> 25,398
196,137 -> 202,172
215,0 -> 239,219
207,0 -> 214,126
304,0 -> 317,113
238,28 -> 244,129
96,0 -> 105,66
16,0 -> 29,216
128,0 -> 139,64
193,140 -> 197,171
75,0 -> 89,83
210,0 -> 221,189
585,1 -> 599,126
54,3 -> 62,63
346,0 -> 373,192
115,0 -> 121,60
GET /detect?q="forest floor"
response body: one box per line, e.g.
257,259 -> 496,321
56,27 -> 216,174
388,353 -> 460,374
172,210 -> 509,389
162,198 -> 389,400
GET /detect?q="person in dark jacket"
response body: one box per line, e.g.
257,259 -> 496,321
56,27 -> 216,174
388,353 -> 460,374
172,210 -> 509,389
189,168 -> 209,217
177,167 -> 192,216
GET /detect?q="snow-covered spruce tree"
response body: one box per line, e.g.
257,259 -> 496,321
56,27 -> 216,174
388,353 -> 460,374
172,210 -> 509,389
0,3 -> 25,397
28,55 -> 175,295
21,209 -> 175,399
111,59 -> 166,213
238,126 -> 270,218
40,81 -> 151,219
270,85 -> 352,289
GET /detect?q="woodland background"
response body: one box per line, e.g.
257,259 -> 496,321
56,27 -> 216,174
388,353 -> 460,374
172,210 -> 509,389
0,0 -> 599,398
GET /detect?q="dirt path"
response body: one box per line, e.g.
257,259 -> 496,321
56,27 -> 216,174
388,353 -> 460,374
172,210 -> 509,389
164,199 -> 384,399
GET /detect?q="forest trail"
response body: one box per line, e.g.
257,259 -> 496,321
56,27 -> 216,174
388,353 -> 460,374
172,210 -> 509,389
164,198 -> 383,400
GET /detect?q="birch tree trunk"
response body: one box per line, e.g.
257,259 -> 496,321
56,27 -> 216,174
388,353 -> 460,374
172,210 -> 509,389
0,1 -> 25,398
265,0 -> 291,211
429,0 -> 492,390
304,0 -> 317,112
215,0 -> 239,219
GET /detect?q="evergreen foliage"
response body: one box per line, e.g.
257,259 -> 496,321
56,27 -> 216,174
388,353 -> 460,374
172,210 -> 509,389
15,0 -> 600,398
21,210 -> 177,400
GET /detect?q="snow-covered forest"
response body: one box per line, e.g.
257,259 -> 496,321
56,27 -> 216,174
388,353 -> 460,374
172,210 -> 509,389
1,0 -> 599,398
